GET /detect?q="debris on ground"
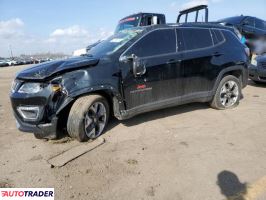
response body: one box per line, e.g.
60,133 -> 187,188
47,137 -> 105,167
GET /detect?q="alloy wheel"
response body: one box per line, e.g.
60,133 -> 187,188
84,102 -> 107,138
220,80 -> 239,107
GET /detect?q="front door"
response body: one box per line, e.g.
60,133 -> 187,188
120,28 -> 183,110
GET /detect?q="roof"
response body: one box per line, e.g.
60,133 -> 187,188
140,22 -> 235,32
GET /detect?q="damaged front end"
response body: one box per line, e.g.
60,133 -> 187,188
10,56 -> 100,139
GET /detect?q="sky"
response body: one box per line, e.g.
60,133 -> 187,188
0,0 -> 266,57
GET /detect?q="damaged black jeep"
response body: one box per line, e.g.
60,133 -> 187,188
10,24 -> 249,141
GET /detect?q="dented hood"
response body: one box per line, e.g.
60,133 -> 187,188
16,56 -> 99,80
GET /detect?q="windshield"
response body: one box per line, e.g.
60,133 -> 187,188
88,28 -> 143,57
115,16 -> 141,33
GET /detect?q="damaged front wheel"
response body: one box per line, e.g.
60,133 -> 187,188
67,95 -> 110,142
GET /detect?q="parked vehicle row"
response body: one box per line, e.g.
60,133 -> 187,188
10,23 -> 249,141
0,58 -> 53,67
0,60 -> 10,67
0,59 -> 16,67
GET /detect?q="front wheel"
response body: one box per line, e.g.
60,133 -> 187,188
67,95 -> 109,142
210,75 -> 241,110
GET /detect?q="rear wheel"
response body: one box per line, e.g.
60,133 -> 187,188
210,75 -> 241,110
67,95 -> 109,142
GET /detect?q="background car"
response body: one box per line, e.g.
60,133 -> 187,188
217,16 -> 266,54
5,59 -> 17,66
249,54 -> 266,84
0,60 -> 9,67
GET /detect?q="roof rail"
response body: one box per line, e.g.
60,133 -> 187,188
177,5 -> 208,23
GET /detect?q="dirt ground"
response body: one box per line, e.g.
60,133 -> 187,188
1,65 -> 266,200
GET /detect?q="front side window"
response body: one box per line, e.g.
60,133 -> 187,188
182,28 -> 213,51
126,29 -> 176,57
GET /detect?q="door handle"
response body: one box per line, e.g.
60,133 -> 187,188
212,52 -> 223,57
166,59 -> 181,64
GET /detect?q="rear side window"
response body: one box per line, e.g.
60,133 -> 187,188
182,28 -> 213,51
128,29 -> 176,57
211,29 -> 225,45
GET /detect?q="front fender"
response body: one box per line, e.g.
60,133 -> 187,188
55,85 -> 124,118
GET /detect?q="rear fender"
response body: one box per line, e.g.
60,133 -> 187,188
212,65 -> 248,95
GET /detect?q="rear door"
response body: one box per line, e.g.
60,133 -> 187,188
180,28 -> 218,96
120,28 -> 183,110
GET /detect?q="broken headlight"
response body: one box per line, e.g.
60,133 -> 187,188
18,83 -> 43,94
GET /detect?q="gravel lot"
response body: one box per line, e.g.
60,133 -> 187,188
1,65 -> 266,200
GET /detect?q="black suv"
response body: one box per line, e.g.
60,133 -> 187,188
10,24 -> 249,141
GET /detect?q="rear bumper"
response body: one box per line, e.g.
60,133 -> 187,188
14,112 -> 58,139
249,64 -> 266,82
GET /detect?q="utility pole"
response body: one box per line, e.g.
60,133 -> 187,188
9,44 -> 14,59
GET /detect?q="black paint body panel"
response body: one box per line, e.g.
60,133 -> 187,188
10,23 -> 249,137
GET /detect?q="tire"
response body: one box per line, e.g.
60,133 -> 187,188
34,132 -> 45,139
33,132 -> 57,140
210,75 -> 241,110
67,95 -> 109,142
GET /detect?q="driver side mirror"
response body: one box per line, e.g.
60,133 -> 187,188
119,54 -> 146,77
132,55 -> 146,77
119,54 -> 136,63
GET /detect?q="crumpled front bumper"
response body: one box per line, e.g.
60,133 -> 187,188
14,111 -> 58,139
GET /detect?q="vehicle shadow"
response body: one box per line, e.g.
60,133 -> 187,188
248,79 -> 266,88
217,170 -> 247,200
108,102 -> 209,128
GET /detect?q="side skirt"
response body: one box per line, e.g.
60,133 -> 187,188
117,91 -> 213,120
